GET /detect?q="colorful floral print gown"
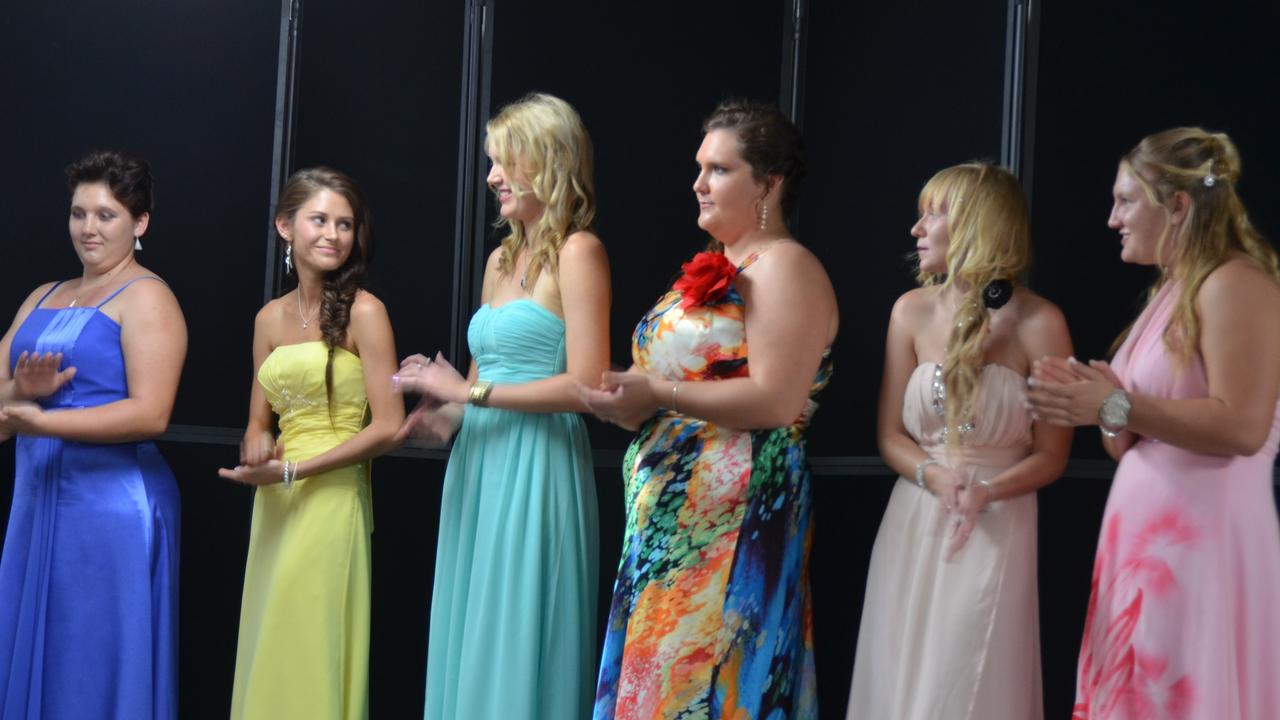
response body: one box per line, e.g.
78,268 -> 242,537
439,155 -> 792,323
1074,281 -> 1280,719
593,250 -> 829,719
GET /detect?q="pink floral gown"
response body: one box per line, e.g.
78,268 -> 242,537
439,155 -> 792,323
1074,281 -> 1280,719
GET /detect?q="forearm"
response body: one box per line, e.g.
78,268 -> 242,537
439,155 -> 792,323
878,430 -> 935,482
983,450 -> 1068,501
1128,393 -> 1270,456
650,376 -> 808,430
30,400 -> 171,442
293,419 -> 402,480
0,380 -> 15,403
482,373 -> 591,414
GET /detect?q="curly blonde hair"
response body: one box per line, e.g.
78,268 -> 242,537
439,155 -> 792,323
917,163 -> 1031,441
486,93 -> 596,289
1118,128 -> 1279,364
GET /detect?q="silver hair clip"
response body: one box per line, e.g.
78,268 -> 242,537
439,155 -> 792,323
1203,173 -> 1217,188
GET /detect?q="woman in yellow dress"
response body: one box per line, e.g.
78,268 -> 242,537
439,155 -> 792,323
218,167 -> 404,719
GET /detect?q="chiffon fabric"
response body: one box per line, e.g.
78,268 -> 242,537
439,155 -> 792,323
1073,281 -> 1280,719
0,278 -> 180,719
231,342 -> 373,720
848,363 -> 1042,720
425,299 -> 599,720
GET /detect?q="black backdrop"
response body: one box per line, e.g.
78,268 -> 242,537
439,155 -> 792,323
1,0 -> 1277,716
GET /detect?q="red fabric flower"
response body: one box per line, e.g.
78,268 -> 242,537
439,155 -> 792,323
673,251 -> 737,309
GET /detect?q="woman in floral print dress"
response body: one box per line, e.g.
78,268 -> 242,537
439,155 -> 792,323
582,100 -> 838,720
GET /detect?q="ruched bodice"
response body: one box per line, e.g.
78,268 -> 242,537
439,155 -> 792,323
16,309 -> 129,409
426,297 -> 598,720
850,361 -> 1044,720
258,342 -> 368,453
903,363 -> 1031,469
469,300 -> 567,384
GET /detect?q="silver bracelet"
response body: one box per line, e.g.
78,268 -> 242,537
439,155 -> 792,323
670,380 -> 681,414
915,458 -> 940,492
976,478 -> 993,495
282,460 -> 295,488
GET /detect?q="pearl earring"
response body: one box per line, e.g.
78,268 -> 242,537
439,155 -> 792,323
758,204 -> 769,231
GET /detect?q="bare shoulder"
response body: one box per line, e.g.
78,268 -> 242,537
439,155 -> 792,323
890,286 -> 937,324
350,289 -> 389,322
1013,287 -> 1068,333
559,230 -> 608,268
1012,287 -> 1071,354
754,240 -> 827,277
121,273 -> 180,307
1198,256 -> 1280,310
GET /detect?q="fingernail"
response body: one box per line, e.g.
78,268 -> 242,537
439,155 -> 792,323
1068,356 -> 1079,364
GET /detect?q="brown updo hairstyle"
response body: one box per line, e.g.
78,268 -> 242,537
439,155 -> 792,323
702,99 -> 807,231
275,167 -> 374,411
1120,128 -> 1279,362
65,149 -> 155,219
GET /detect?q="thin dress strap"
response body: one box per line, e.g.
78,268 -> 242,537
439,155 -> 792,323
33,281 -> 68,309
735,240 -> 789,272
95,276 -> 165,308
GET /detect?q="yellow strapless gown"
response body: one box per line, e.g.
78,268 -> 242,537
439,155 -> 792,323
231,342 -> 372,719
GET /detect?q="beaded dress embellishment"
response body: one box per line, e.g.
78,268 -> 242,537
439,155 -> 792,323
932,364 -> 974,442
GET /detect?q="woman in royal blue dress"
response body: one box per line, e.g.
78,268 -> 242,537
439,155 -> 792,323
0,150 -> 187,719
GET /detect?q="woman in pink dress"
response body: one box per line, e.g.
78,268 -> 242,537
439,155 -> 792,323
1028,127 -> 1280,719
848,163 -> 1072,720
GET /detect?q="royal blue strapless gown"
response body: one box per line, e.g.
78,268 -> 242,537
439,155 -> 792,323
0,279 -> 180,719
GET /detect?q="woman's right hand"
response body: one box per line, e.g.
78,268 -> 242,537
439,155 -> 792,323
12,351 -> 76,401
924,462 -> 966,512
240,429 -> 277,466
396,399 -> 461,447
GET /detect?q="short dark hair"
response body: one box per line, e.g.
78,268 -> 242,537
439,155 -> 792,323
703,99 -> 807,219
65,150 -> 155,217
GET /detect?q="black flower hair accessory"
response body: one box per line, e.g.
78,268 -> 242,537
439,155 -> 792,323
982,278 -> 1013,310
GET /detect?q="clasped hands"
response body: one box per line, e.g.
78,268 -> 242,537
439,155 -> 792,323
577,369 -> 659,431
0,351 -> 77,436
1024,355 -> 1123,427
925,464 -> 990,560
218,430 -> 288,486
392,352 -> 464,446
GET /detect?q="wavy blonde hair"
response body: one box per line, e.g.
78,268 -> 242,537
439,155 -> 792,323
486,93 -> 596,289
1118,128 -> 1279,363
917,163 -> 1031,440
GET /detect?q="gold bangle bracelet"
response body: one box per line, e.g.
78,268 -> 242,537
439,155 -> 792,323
670,380 -> 681,414
468,380 -> 494,406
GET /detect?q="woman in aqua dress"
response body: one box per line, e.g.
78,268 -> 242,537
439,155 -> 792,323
581,100 -> 838,720
392,93 -> 609,720
0,150 -> 186,719
219,167 -> 404,720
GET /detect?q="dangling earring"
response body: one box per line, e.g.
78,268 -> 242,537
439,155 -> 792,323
284,243 -> 293,274
134,236 -> 143,251
758,203 -> 769,231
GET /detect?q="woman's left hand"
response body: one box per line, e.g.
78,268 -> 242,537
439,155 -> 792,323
394,352 -> 469,404
1025,357 -> 1119,427
0,400 -> 45,436
577,370 -> 660,431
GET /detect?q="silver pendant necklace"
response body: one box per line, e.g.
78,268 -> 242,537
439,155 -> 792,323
297,287 -> 319,329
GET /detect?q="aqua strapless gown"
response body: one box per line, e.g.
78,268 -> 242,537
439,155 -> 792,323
424,299 -> 599,720
231,342 -> 372,720
0,279 -> 180,719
